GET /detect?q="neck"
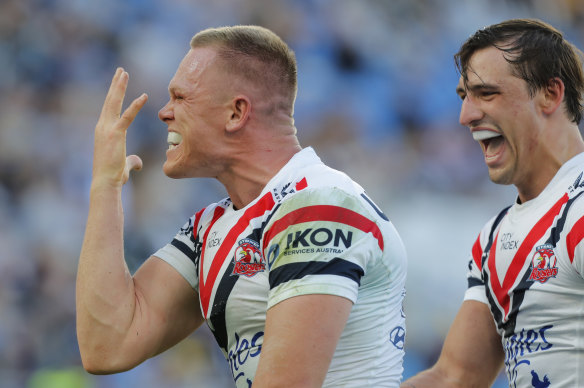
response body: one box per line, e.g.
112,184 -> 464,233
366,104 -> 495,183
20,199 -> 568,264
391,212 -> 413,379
218,128 -> 301,209
517,121 -> 584,202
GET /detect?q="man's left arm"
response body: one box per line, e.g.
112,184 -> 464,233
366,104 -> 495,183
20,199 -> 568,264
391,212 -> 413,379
252,294 -> 353,388
253,186 -> 388,387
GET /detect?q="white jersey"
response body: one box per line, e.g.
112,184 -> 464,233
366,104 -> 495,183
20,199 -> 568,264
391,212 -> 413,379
154,147 -> 407,387
465,152 -> 584,388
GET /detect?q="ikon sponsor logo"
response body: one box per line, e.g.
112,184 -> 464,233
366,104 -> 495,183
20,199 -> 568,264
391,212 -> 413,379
231,238 -> 265,277
528,244 -> 558,284
265,228 -> 353,268
284,227 -> 353,250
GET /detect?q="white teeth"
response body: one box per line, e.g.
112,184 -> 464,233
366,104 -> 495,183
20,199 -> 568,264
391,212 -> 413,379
472,130 -> 501,141
167,132 -> 183,147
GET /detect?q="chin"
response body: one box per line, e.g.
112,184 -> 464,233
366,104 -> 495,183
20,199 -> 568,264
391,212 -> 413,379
488,169 -> 514,186
162,162 -> 184,179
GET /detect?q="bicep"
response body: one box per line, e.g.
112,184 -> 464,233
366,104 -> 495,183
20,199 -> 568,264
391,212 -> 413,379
252,294 -> 353,388
434,300 -> 504,386
128,256 -> 204,360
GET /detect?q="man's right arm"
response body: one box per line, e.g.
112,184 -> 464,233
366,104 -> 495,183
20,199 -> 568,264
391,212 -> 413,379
75,68 -> 204,374
401,300 -> 504,388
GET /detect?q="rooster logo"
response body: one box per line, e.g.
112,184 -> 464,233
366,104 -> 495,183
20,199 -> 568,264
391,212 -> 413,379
530,370 -> 550,388
528,244 -> 558,284
232,239 -> 265,277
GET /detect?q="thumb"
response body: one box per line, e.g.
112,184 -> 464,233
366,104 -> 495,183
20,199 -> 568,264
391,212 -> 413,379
122,154 -> 143,184
126,154 -> 143,172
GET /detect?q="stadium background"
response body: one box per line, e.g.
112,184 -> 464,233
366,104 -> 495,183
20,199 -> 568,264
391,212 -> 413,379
1,0 -> 582,387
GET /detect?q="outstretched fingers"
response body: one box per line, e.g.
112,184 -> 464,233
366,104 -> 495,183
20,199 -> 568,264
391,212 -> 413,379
99,68 -> 127,123
99,68 -> 148,132
92,68 -> 148,187
119,93 -> 148,130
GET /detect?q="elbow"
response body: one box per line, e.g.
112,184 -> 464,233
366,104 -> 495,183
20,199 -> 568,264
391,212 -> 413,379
78,344 -> 135,375
79,353 -> 114,375
79,352 -> 116,375
253,374 -> 324,388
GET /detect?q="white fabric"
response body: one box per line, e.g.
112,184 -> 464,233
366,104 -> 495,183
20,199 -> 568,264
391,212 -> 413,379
465,152 -> 584,388
155,147 -> 408,387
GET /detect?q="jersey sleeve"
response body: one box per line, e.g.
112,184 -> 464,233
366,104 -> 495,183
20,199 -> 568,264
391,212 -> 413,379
262,187 -> 383,309
153,207 -> 207,290
464,231 -> 488,304
463,215 -> 501,304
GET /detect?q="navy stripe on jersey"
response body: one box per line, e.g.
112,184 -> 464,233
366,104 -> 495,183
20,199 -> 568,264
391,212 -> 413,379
360,193 -> 389,221
208,258 -> 239,352
207,206 -> 280,352
481,206 -> 511,268
477,206 -> 510,334
548,190 -> 584,245
269,257 -> 364,290
171,238 -> 197,263
467,277 -> 483,288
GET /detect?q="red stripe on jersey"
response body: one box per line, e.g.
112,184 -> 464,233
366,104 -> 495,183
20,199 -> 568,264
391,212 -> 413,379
488,193 -> 568,319
199,193 -> 276,318
472,234 -> 483,271
198,205 -> 226,311
295,177 -> 307,191
263,205 -> 384,251
193,207 -> 206,232
566,215 -> 584,263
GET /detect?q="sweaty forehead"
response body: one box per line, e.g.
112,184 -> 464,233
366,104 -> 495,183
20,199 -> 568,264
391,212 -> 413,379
466,47 -> 512,84
169,47 -> 218,89
181,48 -> 216,76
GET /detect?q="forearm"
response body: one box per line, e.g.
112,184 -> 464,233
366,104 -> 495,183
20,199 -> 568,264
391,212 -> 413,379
76,182 -> 137,370
402,368 -> 495,388
401,368 -> 465,388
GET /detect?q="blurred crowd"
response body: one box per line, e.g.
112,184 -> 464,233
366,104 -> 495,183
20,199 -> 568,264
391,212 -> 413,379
1,0 -> 583,387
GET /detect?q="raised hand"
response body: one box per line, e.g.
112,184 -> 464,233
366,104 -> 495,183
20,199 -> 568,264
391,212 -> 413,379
92,68 -> 148,188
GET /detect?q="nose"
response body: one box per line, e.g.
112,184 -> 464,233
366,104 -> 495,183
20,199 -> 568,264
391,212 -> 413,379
459,96 -> 483,127
158,101 -> 173,122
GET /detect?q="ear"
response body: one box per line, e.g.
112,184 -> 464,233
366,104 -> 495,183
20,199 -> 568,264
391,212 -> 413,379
226,96 -> 251,133
540,77 -> 565,116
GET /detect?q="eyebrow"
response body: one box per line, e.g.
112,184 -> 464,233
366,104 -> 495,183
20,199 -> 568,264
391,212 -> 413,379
457,82 -> 499,97
168,85 -> 183,96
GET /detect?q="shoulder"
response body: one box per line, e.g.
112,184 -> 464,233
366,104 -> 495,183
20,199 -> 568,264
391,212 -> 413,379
478,205 -> 511,241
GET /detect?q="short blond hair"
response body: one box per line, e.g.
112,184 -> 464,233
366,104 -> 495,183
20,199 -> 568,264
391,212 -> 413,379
191,25 -> 298,113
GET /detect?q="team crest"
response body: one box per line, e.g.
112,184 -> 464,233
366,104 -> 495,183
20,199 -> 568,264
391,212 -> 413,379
232,238 -> 265,277
528,244 -> 558,283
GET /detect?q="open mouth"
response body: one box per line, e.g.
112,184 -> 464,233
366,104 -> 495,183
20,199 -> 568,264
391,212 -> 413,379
167,132 -> 182,150
472,129 -> 505,159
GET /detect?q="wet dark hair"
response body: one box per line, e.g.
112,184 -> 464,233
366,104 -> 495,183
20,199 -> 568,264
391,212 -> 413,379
455,18 -> 584,124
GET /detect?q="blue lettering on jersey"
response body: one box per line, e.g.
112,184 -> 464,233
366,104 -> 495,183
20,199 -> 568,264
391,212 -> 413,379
284,228 -> 353,249
504,325 -> 553,388
228,330 -> 263,384
265,228 -> 352,270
